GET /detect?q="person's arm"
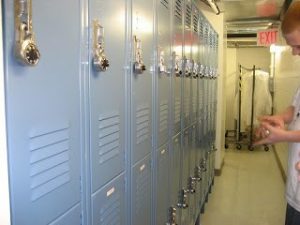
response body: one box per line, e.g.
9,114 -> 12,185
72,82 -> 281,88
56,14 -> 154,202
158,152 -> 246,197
259,105 -> 295,127
277,105 -> 295,124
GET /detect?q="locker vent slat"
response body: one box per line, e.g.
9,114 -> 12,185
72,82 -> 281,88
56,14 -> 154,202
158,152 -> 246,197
98,113 -> 120,164
29,124 -> 71,202
135,163 -> 150,215
160,0 -> 169,9
175,0 -> 182,21
159,102 -> 168,133
175,98 -> 181,124
185,4 -> 192,29
193,14 -> 198,33
136,105 -> 150,144
100,192 -> 121,224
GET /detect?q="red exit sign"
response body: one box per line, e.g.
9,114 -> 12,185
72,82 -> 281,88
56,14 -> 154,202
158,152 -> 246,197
257,29 -> 279,46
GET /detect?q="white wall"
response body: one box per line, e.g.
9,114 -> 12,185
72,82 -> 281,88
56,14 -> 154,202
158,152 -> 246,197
225,48 -> 237,130
237,48 -> 271,72
0,1 -> 11,224
197,2 -> 225,170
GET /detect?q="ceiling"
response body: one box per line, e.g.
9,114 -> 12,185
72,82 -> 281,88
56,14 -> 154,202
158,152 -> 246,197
215,0 -> 291,47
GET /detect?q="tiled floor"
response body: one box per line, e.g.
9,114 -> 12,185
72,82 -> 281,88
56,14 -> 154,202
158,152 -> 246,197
200,147 -> 286,225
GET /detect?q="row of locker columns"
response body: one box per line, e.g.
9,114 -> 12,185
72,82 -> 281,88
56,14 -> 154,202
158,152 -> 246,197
3,0 -> 219,224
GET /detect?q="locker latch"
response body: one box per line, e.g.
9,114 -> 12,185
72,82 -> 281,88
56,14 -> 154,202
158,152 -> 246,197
174,56 -> 182,77
187,176 -> 196,194
14,0 -> 40,66
159,51 -> 167,74
194,166 -> 202,182
200,158 -> 207,172
193,62 -> 199,78
133,35 -> 146,74
199,63 -> 205,78
92,20 -> 110,72
184,58 -> 192,77
177,189 -> 189,209
166,207 -> 178,225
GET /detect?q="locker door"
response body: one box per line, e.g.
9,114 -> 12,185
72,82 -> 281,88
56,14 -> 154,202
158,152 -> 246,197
3,0 -> 82,224
191,6 -> 199,124
189,124 -> 199,223
92,174 -> 125,225
131,0 -> 154,165
131,155 -> 151,225
89,0 -> 126,198
172,0 -> 183,136
198,81 -> 207,208
180,128 -> 190,225
155,145 -> 169,225
157,0 -> 171,148
183,0 -> 192,129
169,135 -> 181,225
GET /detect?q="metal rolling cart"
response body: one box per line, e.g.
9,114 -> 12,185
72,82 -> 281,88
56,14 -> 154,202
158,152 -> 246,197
225,64 -> 269,151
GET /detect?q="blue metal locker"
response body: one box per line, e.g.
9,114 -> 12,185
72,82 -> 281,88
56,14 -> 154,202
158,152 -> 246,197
188,124 -> 199,224
183,0 -> 192,130
131,155 -> 151,225
191,5 -> 200,125
91,173 -> 125,225
170,135 -> 181,225
180,128 -> 191,225
156,0 -> 172,148
172,0 -> 183,137
3,0 -> 82,224
131,0 -> 154,164
155,145 -> 169,225
88,0 -> 126,197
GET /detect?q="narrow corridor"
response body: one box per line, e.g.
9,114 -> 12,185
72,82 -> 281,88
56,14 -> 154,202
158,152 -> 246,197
201,147 -> 286,225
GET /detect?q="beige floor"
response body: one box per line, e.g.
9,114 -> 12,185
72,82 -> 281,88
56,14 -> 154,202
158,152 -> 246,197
200,147 -> 286,225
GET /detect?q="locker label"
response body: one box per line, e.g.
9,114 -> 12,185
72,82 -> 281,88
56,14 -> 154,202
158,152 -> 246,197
106,187 -> 115,197
139,164 -> 146,171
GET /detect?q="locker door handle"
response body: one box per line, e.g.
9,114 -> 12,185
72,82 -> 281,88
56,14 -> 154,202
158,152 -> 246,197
14,0 -> 40,66
187,176 -> 196,194
158,50 -> 167,74
177,189 -> 189,209
133,35 -> 146,74
193,166 -> 202,181
174,55 -> 183,77
166,207 -> 178,225
92,20 -> 110,72
193,62 -> 199,78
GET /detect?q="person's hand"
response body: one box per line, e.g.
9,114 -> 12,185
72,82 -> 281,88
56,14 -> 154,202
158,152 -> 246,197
254,115 -> 285,142
253,121 -> 287,146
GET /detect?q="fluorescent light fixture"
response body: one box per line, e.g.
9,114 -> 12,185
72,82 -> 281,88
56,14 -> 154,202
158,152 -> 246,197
206,0 -> 221,15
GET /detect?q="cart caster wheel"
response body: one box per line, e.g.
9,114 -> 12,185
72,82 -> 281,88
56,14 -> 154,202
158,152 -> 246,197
248,145 -> 254,151
236,144 -> 242,150
264,146 -> 269,151
225,144 -> 229,149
